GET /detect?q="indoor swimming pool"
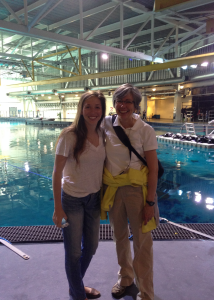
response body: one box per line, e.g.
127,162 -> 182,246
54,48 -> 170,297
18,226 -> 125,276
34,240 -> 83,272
0,121 -> 214,227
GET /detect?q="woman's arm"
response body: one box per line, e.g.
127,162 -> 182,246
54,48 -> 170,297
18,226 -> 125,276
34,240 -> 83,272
52,154 -> 68,228
142,149 -> 158,225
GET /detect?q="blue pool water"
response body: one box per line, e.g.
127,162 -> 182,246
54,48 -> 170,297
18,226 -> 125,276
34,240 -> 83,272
0,121 -> 214,227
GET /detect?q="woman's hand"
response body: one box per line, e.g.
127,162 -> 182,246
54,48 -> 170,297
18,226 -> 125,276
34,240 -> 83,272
142,204 -> 155,225
52,207 -> 67,228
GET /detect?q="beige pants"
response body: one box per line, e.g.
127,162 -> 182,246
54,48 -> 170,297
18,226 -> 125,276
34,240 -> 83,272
109,185 -> 155,300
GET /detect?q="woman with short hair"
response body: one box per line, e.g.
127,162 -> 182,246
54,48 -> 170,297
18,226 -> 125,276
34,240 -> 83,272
101,83 -> 159,300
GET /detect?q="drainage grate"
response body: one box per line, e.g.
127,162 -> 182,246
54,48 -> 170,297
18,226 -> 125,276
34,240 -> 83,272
0,223 -> 214,243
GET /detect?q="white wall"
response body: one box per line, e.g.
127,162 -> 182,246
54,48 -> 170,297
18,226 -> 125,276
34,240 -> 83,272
155,98 -> 174,119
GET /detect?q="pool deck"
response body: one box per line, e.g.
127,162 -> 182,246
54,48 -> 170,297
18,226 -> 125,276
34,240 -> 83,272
1,240 -> 214,300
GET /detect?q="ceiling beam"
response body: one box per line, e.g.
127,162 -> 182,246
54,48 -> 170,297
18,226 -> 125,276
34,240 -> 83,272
27,0 -> 56,31
175,0 -> 214,12
106,24 -> 172,45
4,0 -> 47,21
47,2 -> 117,31
6,52 -> 214,89
115,1 -> 206,38
0,0 -> 22,24
124,16 -> 151,50
155,23 -> 206,56
0,20 -> 161,62
85,4 -> 120,41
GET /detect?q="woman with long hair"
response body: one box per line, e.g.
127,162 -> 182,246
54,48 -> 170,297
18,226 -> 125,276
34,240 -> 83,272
52,91 -> 106,300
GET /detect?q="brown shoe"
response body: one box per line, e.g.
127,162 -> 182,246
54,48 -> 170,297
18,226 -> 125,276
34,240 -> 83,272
85,286 -> 101,299
111,282 -> 129,298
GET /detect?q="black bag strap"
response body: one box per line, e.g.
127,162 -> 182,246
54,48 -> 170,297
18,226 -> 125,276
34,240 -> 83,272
111,114 -> 148,167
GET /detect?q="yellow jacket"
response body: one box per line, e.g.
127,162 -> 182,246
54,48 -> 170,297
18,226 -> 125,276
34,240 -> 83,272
101,167 -> 157,233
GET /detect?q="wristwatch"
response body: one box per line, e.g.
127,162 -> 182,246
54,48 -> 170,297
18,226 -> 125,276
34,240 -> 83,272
146,200 -> 155,206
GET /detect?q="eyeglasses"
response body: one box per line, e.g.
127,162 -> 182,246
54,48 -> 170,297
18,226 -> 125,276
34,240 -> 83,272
116,100 -> 134,105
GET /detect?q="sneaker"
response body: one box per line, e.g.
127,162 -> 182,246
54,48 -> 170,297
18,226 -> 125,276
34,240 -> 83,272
111,282 -> 127,298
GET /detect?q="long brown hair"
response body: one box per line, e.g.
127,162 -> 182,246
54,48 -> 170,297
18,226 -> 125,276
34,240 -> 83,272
56,91 -> 106,163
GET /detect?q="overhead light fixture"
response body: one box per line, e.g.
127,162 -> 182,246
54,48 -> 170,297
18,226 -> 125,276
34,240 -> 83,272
101,53 -> 108,60
201,62 -> 208,67
181,65 -> 187,70
180,85 -> 184,89
36,97 -> 38,100
41,94 -> 44,96
75,94 -> 78,97
190,65 -> 197,68
48,96 -> 51,99
152,88 -> 156,91
61,95 -> 65,98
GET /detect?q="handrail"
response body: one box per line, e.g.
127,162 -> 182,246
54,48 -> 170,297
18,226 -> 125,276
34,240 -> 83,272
180,123 -> 186,133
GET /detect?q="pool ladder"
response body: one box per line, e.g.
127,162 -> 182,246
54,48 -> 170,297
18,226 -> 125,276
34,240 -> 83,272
180,123 -> 196,135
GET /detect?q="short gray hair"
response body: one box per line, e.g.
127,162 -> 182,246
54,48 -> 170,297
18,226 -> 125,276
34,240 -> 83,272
113,83 -> 142,110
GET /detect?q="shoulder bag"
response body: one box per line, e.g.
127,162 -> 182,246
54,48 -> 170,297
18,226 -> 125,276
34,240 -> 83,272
111,115 -> 164,179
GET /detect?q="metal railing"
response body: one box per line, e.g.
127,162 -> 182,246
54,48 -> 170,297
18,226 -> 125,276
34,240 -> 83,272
180,122 -> 214,136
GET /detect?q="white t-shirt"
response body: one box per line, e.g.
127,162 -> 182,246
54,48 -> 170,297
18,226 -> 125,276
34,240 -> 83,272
56,129 -> 106,197
103,114 -> 158,176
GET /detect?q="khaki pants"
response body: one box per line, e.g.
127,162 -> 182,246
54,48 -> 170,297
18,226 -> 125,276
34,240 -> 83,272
109,185 -> 155,300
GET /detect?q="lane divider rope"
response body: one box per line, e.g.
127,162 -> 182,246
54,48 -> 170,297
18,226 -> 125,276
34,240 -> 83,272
0,160 -> 52,180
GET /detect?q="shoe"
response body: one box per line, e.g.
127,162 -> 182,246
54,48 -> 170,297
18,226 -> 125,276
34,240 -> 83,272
111,282 -> 129,298
85,286 -> 101,299
69,287 -> 101,299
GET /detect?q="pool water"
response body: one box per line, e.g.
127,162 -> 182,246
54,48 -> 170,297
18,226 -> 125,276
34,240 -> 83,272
0,121 -> 214,227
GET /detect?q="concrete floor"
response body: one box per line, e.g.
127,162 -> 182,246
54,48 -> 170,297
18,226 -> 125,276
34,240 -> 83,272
1,240 -> 214,300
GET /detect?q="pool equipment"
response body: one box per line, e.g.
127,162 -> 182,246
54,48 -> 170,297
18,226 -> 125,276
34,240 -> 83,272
0,237 -> 30,260
159,218 -> 214,241
158,122 -> 214,149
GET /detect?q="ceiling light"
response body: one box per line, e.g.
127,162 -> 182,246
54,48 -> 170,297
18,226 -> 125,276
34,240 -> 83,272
201,62 -> 208,67
75,94 -> 78,97
36,97 -> 38,100
180,86 -> 184,89
101,53 -> 108,60
181,65 -> 187,70
190,65 -> 197,68
152,88 -> 156,91
48,96 -> 51,99
41,94 -> 44,96
61,95 -> 65,98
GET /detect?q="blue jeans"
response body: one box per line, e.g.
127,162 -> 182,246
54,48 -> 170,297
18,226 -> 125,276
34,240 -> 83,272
61,190 -> 100,300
